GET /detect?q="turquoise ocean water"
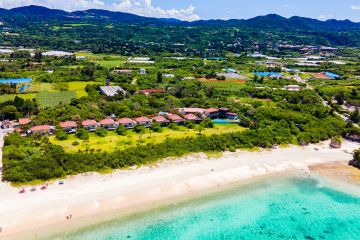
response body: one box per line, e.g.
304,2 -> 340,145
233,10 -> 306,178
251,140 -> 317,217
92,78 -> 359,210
55,176 -> 360,240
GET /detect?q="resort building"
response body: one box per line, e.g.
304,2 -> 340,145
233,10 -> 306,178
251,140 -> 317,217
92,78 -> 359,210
100,118 -> 118,131
29,125 -> 55,135
134,117 -> 152,128
81,120 -> 98,132
226,112 -> 239,120
117,118 -> 137,129
284,85 -> 301,92
205,108 -> 220,119
166,114 -> 185,124
183,114 -> 202,123
152,116 -> 170,126
42,51 -> 74,57
99,86 -> 126,97
113,69 -> 133,74
59,121 -> 78,134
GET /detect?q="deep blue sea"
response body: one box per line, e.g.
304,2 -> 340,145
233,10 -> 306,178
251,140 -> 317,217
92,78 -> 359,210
55,176 -> 360,240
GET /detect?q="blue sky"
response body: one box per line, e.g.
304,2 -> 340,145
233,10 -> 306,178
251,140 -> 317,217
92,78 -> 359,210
0,0 -> 360,22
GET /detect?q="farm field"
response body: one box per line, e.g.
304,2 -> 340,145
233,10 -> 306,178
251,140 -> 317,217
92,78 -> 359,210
75,52 -> 127,68
50,124 -> 246,152
199,78 -> 246,91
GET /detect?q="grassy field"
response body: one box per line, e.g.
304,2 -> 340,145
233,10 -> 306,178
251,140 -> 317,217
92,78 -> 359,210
200,79 -> 246,91
0,81 -> 98,104
50,124 -> 246,153
36,91 -> 77,108
75,52 -> 127,68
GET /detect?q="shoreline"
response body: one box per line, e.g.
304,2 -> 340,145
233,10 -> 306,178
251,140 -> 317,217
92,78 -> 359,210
0,140 -> 359,239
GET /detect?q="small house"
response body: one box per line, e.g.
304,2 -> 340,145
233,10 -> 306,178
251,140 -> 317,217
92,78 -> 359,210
166,114 -> 185,124
284,85 -> 301,92
100,118 -> 118,130
19,118 -> 31,126
29,125 -> 55,135
205,108 -> 220,119
59,121 -> 78,134
134,117 -> 152,128
226,112 -> 239,120
99,86 -> 126,97
137,89 -> 165,96
183,114 -> 202,123
81,120 -> 98,132
118,118 -> 136,129
152,116 -> 170,126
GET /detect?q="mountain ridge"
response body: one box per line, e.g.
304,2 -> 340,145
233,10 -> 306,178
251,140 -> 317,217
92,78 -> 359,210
0,5 -> 358,31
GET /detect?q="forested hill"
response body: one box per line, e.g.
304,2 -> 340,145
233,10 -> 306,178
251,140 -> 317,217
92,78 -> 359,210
0,5 -> 360,53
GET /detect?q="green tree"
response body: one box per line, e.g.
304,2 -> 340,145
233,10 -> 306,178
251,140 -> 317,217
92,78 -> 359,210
76,128 -> 89,140
116,125 -> 127,136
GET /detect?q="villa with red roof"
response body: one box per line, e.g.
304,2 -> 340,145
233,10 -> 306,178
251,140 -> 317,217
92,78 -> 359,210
19,118 -> 31,126
59,121 -> 78,134
134,117 -> 152,128
152,115 -> 170,126
81,120 -> 98,132
117,118 -> 136,129
183,114 -> 202,123
29,125 -> 55,135
205,108 -> 220,119
166,114 -> 185,124
100,118 -> 118,130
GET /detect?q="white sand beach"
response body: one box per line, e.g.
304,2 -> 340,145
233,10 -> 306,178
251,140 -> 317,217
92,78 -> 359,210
0,139 -> 359,239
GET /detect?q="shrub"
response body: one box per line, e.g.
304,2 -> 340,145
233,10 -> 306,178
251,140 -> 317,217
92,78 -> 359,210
76,128 -> 89,140
95,127 -> 108,137
72,141 -> 80,146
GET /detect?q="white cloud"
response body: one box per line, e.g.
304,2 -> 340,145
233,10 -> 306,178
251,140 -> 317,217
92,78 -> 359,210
0,0 -> 200,21
350,5 -> 360,10
318,14 -> 334,21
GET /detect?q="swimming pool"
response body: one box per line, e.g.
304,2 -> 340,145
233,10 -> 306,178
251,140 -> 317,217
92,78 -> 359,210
0,78 -> 32,84
213,119 -> 240,124
255,72 -> 283,77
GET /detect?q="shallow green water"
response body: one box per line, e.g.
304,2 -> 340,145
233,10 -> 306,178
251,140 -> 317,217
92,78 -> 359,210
56,176 -> 360,240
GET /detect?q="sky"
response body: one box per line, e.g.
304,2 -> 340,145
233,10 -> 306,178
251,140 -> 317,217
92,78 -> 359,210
0,0 -> 359,22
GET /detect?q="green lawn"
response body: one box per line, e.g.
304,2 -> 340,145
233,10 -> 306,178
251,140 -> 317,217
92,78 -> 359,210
50,124 -> 246,153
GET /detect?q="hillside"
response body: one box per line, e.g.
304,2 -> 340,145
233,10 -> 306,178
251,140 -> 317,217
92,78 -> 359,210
0,5 -> 359,53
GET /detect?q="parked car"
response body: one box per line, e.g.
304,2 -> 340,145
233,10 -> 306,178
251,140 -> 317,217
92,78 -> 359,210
19,188 -> 25,194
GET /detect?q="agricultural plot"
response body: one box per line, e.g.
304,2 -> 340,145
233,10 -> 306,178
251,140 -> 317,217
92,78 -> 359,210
200,79 -> 246,92
76,53 -> 127,68
36,91 -> 77,108
0,93 -> 36,103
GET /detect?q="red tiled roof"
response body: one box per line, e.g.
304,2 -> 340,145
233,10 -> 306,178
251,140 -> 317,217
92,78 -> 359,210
81,120 -> 98,126
152,115 -> 169,123
100,118 -> 115,125
19,118 -> 31,125
183,114 -> 200,121
15,128 -> 23,133
30,125 -> 53,132
179,108 -> 205,114
167,114 -> 184,122
59,121 -> 77,128
313,73 -> 330,79
135,117 -> 151,123
205,108 -> 219,113
118,118 -> 135,125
